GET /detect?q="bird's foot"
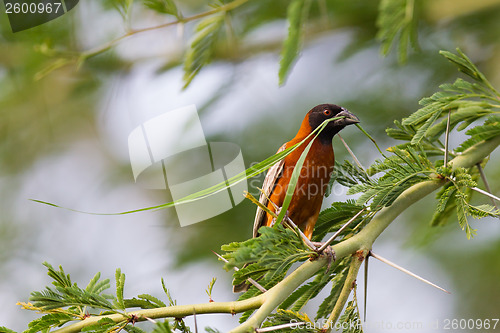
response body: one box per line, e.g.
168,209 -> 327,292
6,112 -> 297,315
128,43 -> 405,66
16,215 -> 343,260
311,241 -> 336,271
270,207 -> 290,228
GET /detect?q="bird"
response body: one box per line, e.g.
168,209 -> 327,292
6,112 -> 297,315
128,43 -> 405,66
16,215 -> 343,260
233,104 -> 359,292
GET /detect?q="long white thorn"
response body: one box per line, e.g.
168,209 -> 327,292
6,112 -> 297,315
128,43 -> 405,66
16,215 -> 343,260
444,111 -> 451,167
193,310 -> 198,333
338,134 -> 365,171
471,187 -> 500,207
317,208 -> 366,253
255,322 -> 306,332
476,163 -> 499,210
369,251 -> 450,294
364,254 -> 369,322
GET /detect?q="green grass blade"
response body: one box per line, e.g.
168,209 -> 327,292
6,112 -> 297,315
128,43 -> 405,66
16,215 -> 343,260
32,117 -> 344,216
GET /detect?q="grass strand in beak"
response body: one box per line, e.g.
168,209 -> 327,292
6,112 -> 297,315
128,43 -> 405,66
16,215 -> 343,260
355,123 -> 386,157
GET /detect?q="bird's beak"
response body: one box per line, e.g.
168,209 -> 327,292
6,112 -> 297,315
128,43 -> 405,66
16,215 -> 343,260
336,109 -> 359,126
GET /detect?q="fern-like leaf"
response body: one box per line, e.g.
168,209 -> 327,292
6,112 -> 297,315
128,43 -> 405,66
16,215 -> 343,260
376,0 -> 419,63
278,0 -> 311,85
316,264 -> 349,320
456,116 -> 500,152
142,0 -> 180,17
263,309 -> 314,332
114,269 -> 126,310
183,11 -> 225,88
152,321 -> 174,333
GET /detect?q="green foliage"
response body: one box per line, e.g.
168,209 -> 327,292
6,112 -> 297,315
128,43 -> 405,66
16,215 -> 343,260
337,297 -> 363,333
312,201 -> 365,242
222,223 -> 315,323
16,48 -> 500,332
434,167 -> 500,239
386,120 -> 445,157
337,146 -> 434,211
125,294 -> 167,309
0,327 -> 17,333
19,263 -> 193,333
401,49 -> 500,146
376,0 -> 419,63
183,9 -> 226,88
142,0 -> 181,17
124,324 -> 148,333
263,309 -> 314,332
278,0 -> 311,85
81,318 -> 120,333
316,263 -> 349,320
161,278 -> 177,306
25,313 -> 74,333
457,116 -> 500,152
222,224 -> 313,285
115,268 -> 126,310
205,277 -> 217,301
152,321 -> 174,333
280,257 -> 350,315
106,0 -> 135,20
29,263 -> 114,312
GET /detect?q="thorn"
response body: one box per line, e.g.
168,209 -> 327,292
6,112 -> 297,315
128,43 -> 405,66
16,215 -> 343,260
444,111 -> 451,167
193,309 -> 198,333
363,254 -> 369,322
476,163 -> 499,210
211,251 -> 267,293
369,251 -> 450,294
470,187 -> 500,209
317,208 -> 366,253
143,316 -> 157,324
255,322 -> 306,332
338,134 -> 365,171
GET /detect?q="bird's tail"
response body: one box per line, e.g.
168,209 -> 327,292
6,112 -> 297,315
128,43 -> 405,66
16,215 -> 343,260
232,262 -> 251,293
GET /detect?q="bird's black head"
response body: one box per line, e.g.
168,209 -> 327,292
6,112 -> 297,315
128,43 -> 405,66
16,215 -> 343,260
307,104 -> 359,144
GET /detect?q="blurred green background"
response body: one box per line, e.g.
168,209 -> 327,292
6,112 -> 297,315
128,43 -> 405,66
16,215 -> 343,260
1,0 -> 500,331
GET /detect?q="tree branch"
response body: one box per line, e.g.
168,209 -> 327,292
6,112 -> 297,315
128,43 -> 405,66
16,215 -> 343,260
323,250 -> 367,332
53,295 -> 264,333
81,0 -> 249,60
50,135 -> 500,333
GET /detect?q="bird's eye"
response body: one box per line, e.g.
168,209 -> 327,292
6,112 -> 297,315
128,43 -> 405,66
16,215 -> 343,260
323,109 -> 332,116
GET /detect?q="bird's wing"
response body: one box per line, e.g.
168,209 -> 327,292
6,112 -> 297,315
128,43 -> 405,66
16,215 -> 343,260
252,143 -> 287,238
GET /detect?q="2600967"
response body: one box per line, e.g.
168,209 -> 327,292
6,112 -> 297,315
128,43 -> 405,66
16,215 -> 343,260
443,318 -> 499,330
5,2 -> 62,14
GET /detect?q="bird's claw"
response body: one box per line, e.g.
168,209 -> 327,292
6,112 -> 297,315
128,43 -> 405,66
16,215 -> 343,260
311,242 -> 336,272
270,207 -> 290,228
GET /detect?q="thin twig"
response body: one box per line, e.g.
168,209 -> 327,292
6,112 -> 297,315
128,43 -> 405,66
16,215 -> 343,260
255,322 -> 306,332
444,111 -> 451,167
476,163 -> 499,209
369,251 -> 450,294
317,209 -> 366,253
193,310 -> 198,333
471,187 -> 500,207
322,251 -> 367,332
363,254 -> 369,322
81,0 -> 249,59
212,251 -> 267,293
338,134 -> 364,170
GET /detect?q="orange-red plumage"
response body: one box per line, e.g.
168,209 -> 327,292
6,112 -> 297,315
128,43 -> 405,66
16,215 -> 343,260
234,104 -> 358,292
253,104 -> 359,240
